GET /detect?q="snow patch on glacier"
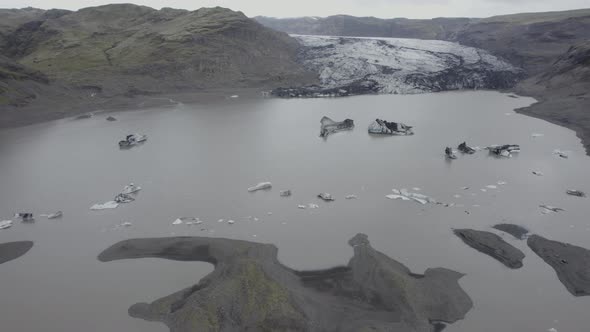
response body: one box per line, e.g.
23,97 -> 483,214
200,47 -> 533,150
290,35 -> 522,95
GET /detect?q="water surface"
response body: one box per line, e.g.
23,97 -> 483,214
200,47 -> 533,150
1,91 -> 589,332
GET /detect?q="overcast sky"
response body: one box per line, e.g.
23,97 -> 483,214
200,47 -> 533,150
2,0 -> 589,18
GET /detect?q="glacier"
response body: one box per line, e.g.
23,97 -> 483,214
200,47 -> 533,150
273,35 -> 523,97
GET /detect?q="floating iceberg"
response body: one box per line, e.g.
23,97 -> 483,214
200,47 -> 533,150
387,188 -> 436,205
248,182 -> 272,192
319,116 -> 354,138
553,149 -> 569,159
445,147 -> 457,159
118,134 -> 147,149
0,220 -> 13,230
540,205 -> 565,213
90,201 -> 119,210
40,211 -> 63,219
566,190 -> 586,197
14,213 -> 34,222
458,142 -> 476,154
122,183 -> 142,195
487,144 -> 520,157
114,193 -> 135,204
317,193 -> 335,201
368,119 -> 413,135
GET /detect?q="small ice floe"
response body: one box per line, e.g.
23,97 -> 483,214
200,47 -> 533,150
118,134 -> 147,149
14,213 -> 34,222
217,219 -> 224,223
548,328 -> 558,332
91,201 -> 119,210
531,133 -> 544,138
298,205 -> 307,209
114,193 -> 135,204
0,220 -> 13,230
412,187 -> 421,191
174,217 -> 200,225
453,194 -> 462,198
227,220 -> 235,225
106,116 -> 117,121
457,142 -> 476,154
280,190 -> 292,197
40,211 -> 63,219
445,147 -> 457,159
497,181 -> 507,185
532,171 -> 544,176
505,112 -> 512,116
120,222 -> 132,227
230,95 -> 239,98
462,186 -> 470,190
186,220 -> 203,226
267,212 -> 273,215
486,185 -> 498,189
487,144 -> 520,157
248,182 -> 272,192
308,203 -> 319,209
553,149 -> 569,159
317,193 -> 335,201
566,190 -> 586,197
345,195 -> 358,199
480,189 -> 487,192
387,188 -> 436,205
122,183 -> 142,195
386,194 -> 411,201
540,205 -> 565,214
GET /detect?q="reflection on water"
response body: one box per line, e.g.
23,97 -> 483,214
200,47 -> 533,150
0,91 -> 589,332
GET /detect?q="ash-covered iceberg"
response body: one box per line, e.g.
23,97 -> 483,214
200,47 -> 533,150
320,116 -> 354,138
368,119 -> 413,135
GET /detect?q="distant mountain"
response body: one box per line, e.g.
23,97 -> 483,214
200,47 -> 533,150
0,4 -> 315,122
254,15 -> 470,40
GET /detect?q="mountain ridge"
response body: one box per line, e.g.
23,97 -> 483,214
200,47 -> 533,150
0,4 -> 316,126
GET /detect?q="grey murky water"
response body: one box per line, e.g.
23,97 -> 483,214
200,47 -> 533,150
1,91 -> 589,332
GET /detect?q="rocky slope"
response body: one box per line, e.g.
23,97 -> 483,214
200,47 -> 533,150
275,35 -> 521,96
515,41 -> 590,154
0,4 -> 315,126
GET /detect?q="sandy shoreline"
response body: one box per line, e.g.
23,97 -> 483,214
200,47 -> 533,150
0,87 -> 268,130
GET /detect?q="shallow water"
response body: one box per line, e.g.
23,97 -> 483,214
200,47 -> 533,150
1,91 -> 589,332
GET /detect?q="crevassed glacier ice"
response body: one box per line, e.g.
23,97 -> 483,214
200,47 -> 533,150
285,35 -> 522,95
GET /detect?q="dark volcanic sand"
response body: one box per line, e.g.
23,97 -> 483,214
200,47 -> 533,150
454,229 -> 525,269
0,241 -> 33,264
99,234 -> 473,332
493,224 -> 529,240
528,235 -> 590,297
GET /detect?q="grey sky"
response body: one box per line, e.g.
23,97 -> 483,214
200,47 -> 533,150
2,0 -> 588,18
